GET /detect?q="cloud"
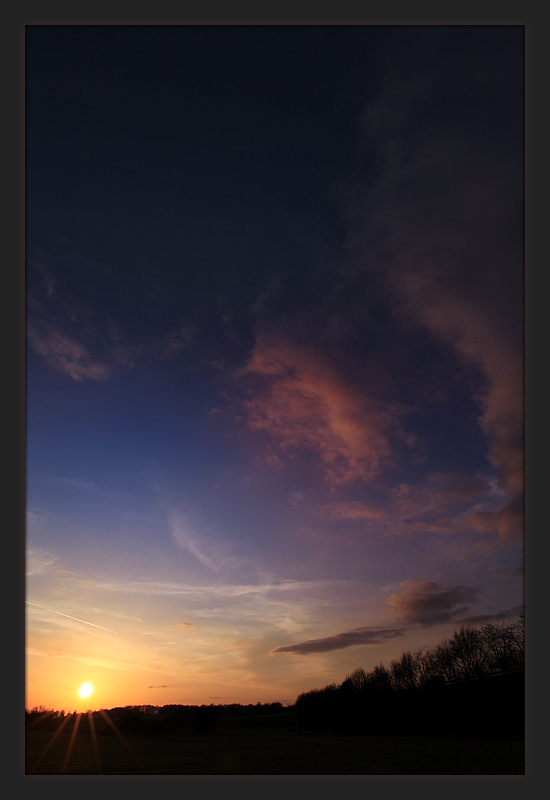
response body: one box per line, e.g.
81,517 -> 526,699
321,472 -> 514,541
26,601 -> 120,634
27,324 -> 112,381
168,511 -> 245,574
26,251 -> 195,381
26,547 -> 58,576
271,576 -> 485,656
466,493 -> 524,543
347,28 -> 523,515
271,626 -> 405,655
288,491 -> 304,508
235,331 -> 400,484
159,324 -> 195,357
456,605 -> 523,625
325,501 -> 389,522
487,566 -> 521,581
387,579 -> 478,625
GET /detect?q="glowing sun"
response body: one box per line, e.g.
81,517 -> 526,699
78,682 -> 93,699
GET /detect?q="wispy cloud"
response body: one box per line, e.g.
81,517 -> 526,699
159,325 -> 195,358
27,252 -> 196,381
26,547 -> 58,576
27,324 -> 112,381
168,511 -> 245,574
26,601 -> 120,634
456,605 -> 523,625
88,575 -> 363,600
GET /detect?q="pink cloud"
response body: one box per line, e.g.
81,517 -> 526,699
322,472 -> 510,540
325,502 -> 389,522
345,37 -> 523,540
467,494 -> 524,543
235,331 -> 400,484
408,294 -> 523,497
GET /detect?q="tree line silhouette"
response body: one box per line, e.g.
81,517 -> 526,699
295,615 -> 525,737
26,701 -> 289,736
26,615 -> 524,739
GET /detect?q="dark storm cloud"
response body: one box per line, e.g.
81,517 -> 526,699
271,626 -> 405,655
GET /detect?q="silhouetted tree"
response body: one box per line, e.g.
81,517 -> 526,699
449,626 -> 488,681
390,651 -> 419,691
292,612 -> 524,737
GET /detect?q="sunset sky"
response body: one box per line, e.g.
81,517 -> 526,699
25,24 -> 524,713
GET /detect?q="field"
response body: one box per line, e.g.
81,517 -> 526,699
26,715 -> 525,775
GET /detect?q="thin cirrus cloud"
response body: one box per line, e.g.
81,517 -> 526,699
234,331 -> 399,485
26,547 -> 59,576
75,575 -> 374,631
168,510 -> 246,575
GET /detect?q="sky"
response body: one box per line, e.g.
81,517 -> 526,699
25,24 -> 524,712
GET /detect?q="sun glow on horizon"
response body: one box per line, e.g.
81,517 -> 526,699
78,683 -> 93,699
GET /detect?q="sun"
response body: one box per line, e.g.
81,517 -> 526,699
78,682 -> 93,699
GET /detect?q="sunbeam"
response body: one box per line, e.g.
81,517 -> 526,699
29,712 -> 72,773
61,713 -> 81,773
87,710 -> 101,773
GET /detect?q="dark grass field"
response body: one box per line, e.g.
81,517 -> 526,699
26,725 -> 525,775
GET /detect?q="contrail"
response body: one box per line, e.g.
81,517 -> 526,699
26,601 -> 119,634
